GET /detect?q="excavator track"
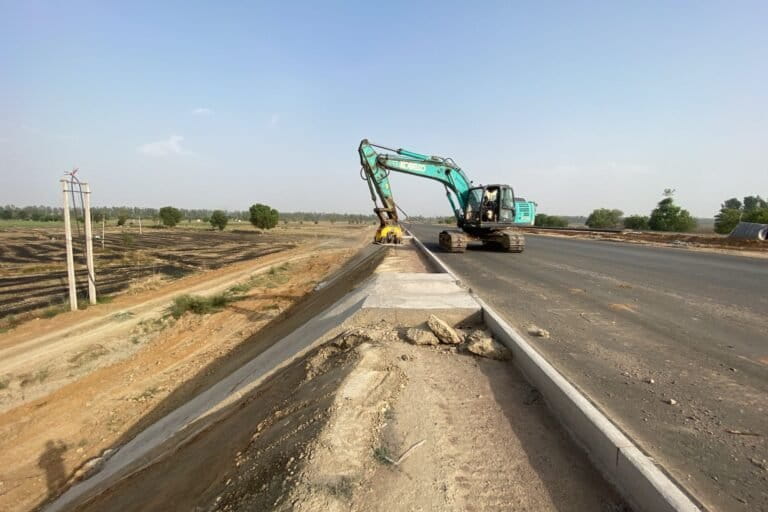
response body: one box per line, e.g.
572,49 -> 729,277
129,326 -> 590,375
439,230 -> 467,253
483,229 -> 525,253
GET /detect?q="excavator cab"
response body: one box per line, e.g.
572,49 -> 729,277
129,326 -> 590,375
463,185 -> 516,228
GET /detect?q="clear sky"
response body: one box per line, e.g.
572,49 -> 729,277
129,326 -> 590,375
1,1 -> 766,217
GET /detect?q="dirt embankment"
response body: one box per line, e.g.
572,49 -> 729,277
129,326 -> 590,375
0,231 -> 373,512
72,323 -> 628,512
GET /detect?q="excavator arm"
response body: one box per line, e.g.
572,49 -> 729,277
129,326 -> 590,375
359,139 -> 472,242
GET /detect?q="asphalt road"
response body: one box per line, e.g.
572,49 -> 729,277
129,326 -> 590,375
408,224 -> 768,512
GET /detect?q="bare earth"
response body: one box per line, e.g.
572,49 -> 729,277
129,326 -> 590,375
71,325 -> 627,512
0,225 -> 372,511
59,245 -> 627,512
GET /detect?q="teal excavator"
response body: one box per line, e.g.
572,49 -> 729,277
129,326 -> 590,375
358,139 -> 535,253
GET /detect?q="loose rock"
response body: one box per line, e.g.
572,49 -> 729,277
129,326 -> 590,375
466,336 -> 511,361
426,315 -> 463,344
527,325 -> 550,338
404,327 -> 439,346
665,398 -> 678,405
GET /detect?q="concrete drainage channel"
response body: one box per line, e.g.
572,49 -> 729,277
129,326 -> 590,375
409,233 -> 703,512
47,238 -> 699,511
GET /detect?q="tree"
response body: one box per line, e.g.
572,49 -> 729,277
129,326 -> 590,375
648,193 -> 697,232
534,214 -> 569,228
159,206 -> 182,227
623,215 -> 649,230
249,203 -> 279,230
117,214 -> 128,226
723,198 -> 742,210
714,208 -> 741,233
585,208 -> 623,229
743,195 -> 767,212
743,208 -> 768,224
209,210 -> 228,231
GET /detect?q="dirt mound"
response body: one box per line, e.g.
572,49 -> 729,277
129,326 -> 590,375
187,323 -> 626,512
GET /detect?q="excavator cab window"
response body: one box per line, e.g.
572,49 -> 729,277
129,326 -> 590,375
482,186 -> 499,222
499,187 -> 515,222
466,188 -> 484,222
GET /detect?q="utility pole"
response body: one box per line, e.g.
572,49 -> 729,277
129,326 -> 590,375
101,217 -> 105,249
138,216 -> 142,235
61,180 -> 78,311
83,183 -> 97,305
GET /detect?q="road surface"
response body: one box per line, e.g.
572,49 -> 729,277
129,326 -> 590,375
409,224 -> 768,512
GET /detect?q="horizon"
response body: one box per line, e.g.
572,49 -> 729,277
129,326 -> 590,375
2,1 -> 766,218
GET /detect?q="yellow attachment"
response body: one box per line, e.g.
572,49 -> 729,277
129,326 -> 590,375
374,224 -> 404,244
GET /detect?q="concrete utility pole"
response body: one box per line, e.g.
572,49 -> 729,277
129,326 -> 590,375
61,180 -> 78,311
101,217 -> 105,249
138,217 -> 142,235
83,183 -> 97,305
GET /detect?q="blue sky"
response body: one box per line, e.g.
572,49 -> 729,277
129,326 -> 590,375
1,1 -> 766,217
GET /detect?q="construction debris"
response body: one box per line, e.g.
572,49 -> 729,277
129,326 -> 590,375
426,314 -> 463,344
466,333 -> 511,361
527,325 -> 550,338
404,327 -> 439,346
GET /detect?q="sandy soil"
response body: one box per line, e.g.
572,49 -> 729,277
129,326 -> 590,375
0,228 -> 372,511
72,324 -> 627,512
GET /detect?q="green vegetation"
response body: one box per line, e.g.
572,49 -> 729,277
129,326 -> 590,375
585,208 -> 623,229
209,210 -> 228,231
648,190 -> 697,232
534,214 -> 569,228
159,206 -> 183,227
715,195 -> 768,234
227,263 -> 291,295
169,294 -> 232,318
623,215 -> 650,230
249,203 -> 279,230
117,214 -> 128,226
41,305 -> 66,319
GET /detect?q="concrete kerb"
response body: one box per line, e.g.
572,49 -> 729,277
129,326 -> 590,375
407,229 -> 702,512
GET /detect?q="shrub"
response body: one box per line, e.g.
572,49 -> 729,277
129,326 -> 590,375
742,208 -> 768,224
249,203 -> 279,230
534,214 -> 569,228
649,196 -> 697,232
714,208 -> 742,234
585,208 -> 623,229
169,294 -> 231,318
209,210 -> 228,231
117,214 -> 128,227
623,215 -> 649,230
159,206 -> 182,227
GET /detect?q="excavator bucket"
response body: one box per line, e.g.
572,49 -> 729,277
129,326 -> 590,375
374,224 -> 404,245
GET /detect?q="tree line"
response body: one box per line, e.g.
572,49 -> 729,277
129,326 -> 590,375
1,204 -> 376,227
536,190 -> 768,233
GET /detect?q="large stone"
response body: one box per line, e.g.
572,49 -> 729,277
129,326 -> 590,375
426,315 -> 463,345
466,335 -> 511,361
404,328 -> 439,346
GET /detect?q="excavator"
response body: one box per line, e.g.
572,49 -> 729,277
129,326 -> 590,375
358,139 -> 534,253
